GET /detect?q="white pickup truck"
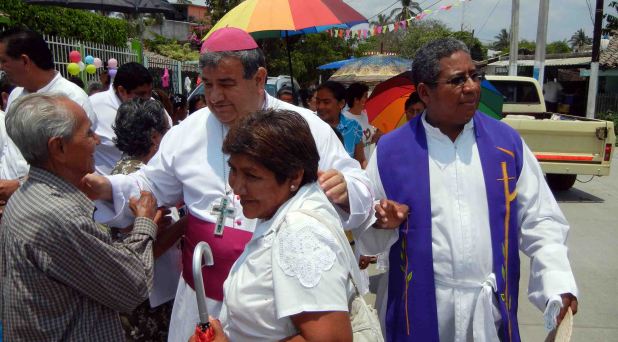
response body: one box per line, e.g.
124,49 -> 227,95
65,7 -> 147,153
486,75 -> 615,191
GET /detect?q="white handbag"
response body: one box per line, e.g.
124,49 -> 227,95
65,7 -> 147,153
297,209 -> 385,342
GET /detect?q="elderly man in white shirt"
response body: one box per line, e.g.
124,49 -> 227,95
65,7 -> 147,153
83,27 -> 373,342
356,38 -> 578,342
0,28 -> 95,201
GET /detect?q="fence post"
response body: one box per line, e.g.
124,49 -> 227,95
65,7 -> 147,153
176,61 -> 182,95
131,39 -> 144,64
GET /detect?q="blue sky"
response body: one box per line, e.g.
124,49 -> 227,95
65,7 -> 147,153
344,0 -> 611,44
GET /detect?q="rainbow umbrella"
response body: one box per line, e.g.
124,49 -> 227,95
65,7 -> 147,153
202,0 -> 366,104
367,73 -> 505,133
366,71 -> 415,133
203,0 -> 366,40
479,79 -> 504,120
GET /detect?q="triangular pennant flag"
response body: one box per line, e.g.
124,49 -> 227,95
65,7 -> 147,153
394,22 -> 399,32
388,24 -> 395,31
346,29 -> 350,38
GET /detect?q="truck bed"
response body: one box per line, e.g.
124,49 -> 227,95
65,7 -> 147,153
502,113 -> 615,176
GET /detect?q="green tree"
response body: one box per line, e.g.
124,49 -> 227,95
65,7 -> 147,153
0,0 -> 128,46
569,28 -> 592,51
261,33 -> 356,85
208,0 -> 242,26
398,20 -> 452,58
518,39 -> 536,54
493,28 -> 510,51
389,0 -> 423,22
452,31 -> 487,61
546,40 -> 571,54
604,1 -> 618,34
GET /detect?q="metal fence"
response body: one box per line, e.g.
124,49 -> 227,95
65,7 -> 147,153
143,52 -> 200,96
44,34 -> 139,88
0,26 -> 200,97
596,93 -> 618,115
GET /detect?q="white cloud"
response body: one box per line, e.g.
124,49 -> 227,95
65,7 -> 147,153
344,0 -> 609,45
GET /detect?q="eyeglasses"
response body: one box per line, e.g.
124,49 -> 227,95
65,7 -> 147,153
428,72 -> 485,87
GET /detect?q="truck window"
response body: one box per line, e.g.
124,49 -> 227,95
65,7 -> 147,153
489,80 -> 541,105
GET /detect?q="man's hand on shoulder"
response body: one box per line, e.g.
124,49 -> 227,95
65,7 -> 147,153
318,169 -> 349,211
373,199 -> 409,229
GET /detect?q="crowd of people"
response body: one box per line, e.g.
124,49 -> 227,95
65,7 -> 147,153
0,25 -> 578,342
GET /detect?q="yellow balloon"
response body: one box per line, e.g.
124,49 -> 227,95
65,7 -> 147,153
86,64 -> 96,74
67,63 -> 80,76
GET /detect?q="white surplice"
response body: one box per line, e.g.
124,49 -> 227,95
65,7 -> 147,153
220,183 -> 355,341
1,72 -> 95,180
95,93 -> 373,342
356,113 -> 578,342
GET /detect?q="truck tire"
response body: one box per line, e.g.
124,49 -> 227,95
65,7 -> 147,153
546,174 -> 577,191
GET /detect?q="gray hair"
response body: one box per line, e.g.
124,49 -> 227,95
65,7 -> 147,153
199,48 -> 266,79
412,38 -> 470,87
5,93 -> 77,166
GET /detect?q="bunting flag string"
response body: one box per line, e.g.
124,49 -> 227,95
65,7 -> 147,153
329,0 -> 469,40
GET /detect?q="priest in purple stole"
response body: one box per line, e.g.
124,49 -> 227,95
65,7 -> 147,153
357,38 -> 578,341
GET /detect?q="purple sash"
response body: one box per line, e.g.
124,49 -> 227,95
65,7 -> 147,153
182,213 -> 252,301
377,111 -> 523,341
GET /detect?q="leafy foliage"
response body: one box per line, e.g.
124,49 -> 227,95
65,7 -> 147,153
493,28 -> 510,51
546,40 -> 571,54
0,0 -> 129,46
390,0 -> 423,22
144,35 -> 200,61
261,33 -> 356,86
569,29 -> 592,51
604,1 -> 618,35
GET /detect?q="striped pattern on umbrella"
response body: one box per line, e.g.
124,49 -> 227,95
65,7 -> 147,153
204,0 -> 366,39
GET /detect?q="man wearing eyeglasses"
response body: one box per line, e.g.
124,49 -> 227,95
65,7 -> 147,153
356,38 -> 578,341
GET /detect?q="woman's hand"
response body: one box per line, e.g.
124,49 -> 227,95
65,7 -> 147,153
129,191 -> 158,221
373,199 -> 409,229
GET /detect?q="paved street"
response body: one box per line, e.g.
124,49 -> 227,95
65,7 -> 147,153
364,153 -> 618,341
519,153 -> 618,341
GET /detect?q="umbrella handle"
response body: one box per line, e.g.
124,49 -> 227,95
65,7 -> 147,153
193,241 -> 214,325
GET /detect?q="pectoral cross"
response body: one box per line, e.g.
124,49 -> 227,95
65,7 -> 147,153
211,196 -> 235,236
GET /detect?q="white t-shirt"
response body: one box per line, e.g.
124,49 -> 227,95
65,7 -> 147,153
543,81 -> 563,103
342,109 -> 378,159
1,72 -> 95,179
220,183 -> 354,341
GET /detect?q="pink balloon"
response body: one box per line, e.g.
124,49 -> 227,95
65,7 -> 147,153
69,50 -> 81,63
93,57 -> 103,68
108,68 -> 117,78
108,58 -> 118,69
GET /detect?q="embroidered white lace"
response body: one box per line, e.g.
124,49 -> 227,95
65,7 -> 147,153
276,218 -> 339,288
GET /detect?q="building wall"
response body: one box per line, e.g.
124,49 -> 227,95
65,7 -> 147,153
144,20 -> 192,41
187,5 -> 208,21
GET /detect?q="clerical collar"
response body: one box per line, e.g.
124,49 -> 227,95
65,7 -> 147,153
421,112 -> 474,142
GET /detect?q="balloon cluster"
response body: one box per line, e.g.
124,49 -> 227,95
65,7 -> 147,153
67,50 -> 117,78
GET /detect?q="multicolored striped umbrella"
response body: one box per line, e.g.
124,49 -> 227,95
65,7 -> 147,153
366,71 -> 415,133
204,0 -> 367,40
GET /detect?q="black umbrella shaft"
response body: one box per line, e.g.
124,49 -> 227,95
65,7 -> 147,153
285,31 -> 298,106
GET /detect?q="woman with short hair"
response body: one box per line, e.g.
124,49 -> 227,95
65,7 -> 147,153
112,98 -> 185,342
212,108 -> 357,341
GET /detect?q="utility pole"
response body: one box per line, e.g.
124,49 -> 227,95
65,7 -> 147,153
533,0 -> 549,85
509,0 -> 520,76
586,0 -> 605,119
460,0 -> 466,31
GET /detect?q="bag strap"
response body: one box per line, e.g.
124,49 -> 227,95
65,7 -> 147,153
294,208 -> 365,296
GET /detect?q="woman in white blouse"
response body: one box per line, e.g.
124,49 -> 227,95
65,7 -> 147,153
210,108 -> 355,341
